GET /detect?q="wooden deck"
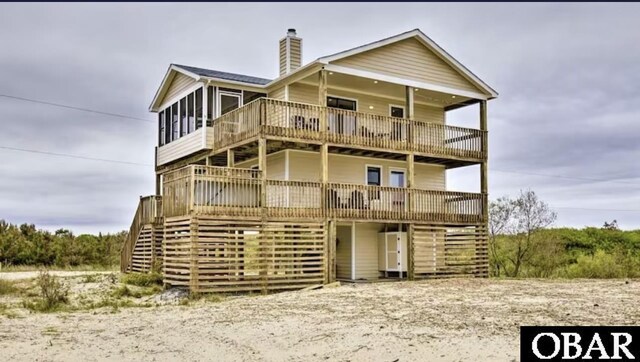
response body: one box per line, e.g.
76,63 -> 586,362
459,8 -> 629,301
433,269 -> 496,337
211,98 -> 487,164
162,165 -> 485,224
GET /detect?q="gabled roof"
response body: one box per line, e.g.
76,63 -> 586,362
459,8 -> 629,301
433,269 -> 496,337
317,29 -> 498,98
173,64 -> 271,86
149,64 -> 272,111
150,29 -> 497,111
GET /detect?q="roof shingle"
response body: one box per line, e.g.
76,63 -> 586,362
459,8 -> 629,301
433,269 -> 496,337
173,64 -> 271,85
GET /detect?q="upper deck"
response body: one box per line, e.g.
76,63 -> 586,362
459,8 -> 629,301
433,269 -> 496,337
157,97 -> 486,169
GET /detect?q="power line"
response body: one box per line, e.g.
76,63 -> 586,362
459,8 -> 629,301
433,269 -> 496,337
552,206 -> 640,212
0,94 -> 636,186
493,169 -> 638,186
0,94 -> 154,123
0,146 -> 153,167
2,146 -> 639,213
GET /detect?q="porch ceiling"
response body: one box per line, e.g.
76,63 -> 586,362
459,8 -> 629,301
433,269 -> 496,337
298,71 -> 476,109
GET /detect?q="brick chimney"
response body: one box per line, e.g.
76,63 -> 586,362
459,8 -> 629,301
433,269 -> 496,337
279,28 -> 302,76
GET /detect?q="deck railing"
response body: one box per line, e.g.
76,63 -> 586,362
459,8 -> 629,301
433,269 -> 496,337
210,98 -> 486,161
120,195 -> 162,272
163,165 -> 485,223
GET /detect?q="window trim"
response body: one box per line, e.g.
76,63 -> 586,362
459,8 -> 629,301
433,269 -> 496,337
388,167 -> 407,188
364,164 -> 383,186
217,90 -> 243,117
327,94 -> 358,112
389,104 -> 405,118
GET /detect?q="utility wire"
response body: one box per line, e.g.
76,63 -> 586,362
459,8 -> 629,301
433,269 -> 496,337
551,206 -> 640,212
0,94 -> 154,123
1,146 -> 639,212
492,169 -> 638,186
0,146 -> 153,167
1,94 -> 637,195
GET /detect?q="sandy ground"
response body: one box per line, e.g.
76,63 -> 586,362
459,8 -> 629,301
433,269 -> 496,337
1,276 -> 638,362
0,270 -> 112,281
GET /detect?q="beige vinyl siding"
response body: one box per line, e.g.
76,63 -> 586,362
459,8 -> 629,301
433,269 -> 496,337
415,103 -> 444,124
269,86 -> 286,100
335,225 -> 352,280
164,73 -> 195,105
156,128 -> 204,166
354,223 -> 384,280
279,38 -> 287,76
285,82 -> 445,123
235,151 -> 286,180
287,150 -> 445,190
289,38 -> 302,71
332,38 -> 481,94
414,164 -> 446,190
289,83 -> 318,104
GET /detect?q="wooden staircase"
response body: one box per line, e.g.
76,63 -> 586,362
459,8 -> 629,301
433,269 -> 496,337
121,196 -> 163,273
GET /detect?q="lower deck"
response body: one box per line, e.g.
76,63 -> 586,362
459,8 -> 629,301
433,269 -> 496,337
126,215 -> 488,293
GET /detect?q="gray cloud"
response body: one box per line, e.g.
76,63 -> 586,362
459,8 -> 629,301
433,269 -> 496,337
0,3 -> 638,232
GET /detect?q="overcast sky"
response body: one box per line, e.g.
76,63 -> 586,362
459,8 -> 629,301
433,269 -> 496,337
1,3 -> 638,234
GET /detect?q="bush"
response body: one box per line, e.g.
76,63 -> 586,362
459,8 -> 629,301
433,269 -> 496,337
121,273 -> 163,287
0,220 -> 126,268
566,249 -> 640,279
23,270 -> 69,312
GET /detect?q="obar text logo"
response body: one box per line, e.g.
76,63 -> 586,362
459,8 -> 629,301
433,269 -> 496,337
521,327 -> 639,361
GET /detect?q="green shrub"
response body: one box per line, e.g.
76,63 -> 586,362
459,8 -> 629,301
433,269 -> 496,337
112,285 -> 141,298
121,273 -> 163,287
566,250 -> 640,278
22,271 -> 69,312
81,274 -> 99,283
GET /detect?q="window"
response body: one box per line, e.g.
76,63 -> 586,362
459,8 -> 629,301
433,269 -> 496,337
219,92 -> 241,116
389,170 -> 406,188
327,96 -> 357,135
366,166 -> 381,186
390,106 -> 404,118
171,102 -> 179,141
180,98 -> 187,136
159,112 -> 165,146
195,87 -> 203,129
327,96 -> 357,111
366,165 -> 382,200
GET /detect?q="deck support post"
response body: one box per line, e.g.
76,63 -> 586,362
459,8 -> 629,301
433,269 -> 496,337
258,138 -> 267,210
406,153 -> 415,280
479,100 -> 489,278
405,86 -> 415,120
189,165 -> 196,214
405,85 -> 416,280
227,149 -> 235,167
480,100 -> 488,217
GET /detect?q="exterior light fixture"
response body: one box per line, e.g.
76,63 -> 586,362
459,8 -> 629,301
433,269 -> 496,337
374,80 -> 378,84
369,105 -> 374,109
329,72 -> 333,75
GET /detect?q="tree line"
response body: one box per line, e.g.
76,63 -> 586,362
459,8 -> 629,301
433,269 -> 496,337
489,190 -> 640,278
0,220 -> 125,268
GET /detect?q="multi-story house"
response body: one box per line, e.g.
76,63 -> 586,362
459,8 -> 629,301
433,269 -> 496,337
121,29 -> 498,293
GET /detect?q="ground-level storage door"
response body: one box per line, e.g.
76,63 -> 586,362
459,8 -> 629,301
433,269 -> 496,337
387,233 -> 399,271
